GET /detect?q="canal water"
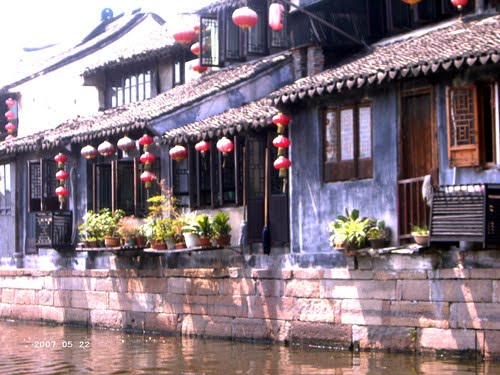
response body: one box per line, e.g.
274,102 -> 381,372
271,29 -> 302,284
0,320 -> 498,375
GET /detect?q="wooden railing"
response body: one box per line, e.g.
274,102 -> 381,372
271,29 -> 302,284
398,176 -> 430,240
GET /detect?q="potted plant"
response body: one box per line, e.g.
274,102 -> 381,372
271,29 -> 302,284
328,208 -> 370,253
117,216 -> 141,247
144,189 -> 180,249
79,210 -> 100,248
212,211 -> 232,246
171,215 -> 188,249
192,214 -> 213,247
411,225 -> 429,246
367,219 -> 386,249
182,213 -> 200,248
135,224 -> 148,248
148,218 -> 174,250
98,208 -> 125,247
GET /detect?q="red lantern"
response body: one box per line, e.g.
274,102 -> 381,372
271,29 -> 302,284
451,0 -> 468,9
274,156 -> 291,178
117,135 -> 136,152
193,63 -> 208,73
194,25 -> 200,34
140,171 -> 156,188
5,98 -> 15,108
54,153 -> 68,164
98,140 -> 115,156
401,0 -> 422,4
55,186 -> 69,197
81,145 -> 98,159
173,29 -> 196,44
169,145 -> 188,161
217,137 -> 234,155
272,113 -> 290,127
5,110 -> 15,120
140,152 -> 156,165
232,6 -> 258,29
139,134 -> 154,152
195,140 -> 211,154
273,135 -> 290,148
269,3 -> 284,31
4,123 -> 16,132
56,170 -> 69,181
191,42 -> 201,56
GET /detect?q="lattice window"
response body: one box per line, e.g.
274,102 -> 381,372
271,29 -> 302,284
447,85 -> 480,167
200,16 -> 220,67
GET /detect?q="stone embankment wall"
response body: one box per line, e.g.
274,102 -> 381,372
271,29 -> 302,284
0,264 -> 499,360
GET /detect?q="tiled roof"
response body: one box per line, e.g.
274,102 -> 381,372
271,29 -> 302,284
0,12 -> 160,91
162,99 -> 279,144
269,14 -> 500,105
83,24 -> 187,76
0,51 -> 292,155
196,0 -> 243,14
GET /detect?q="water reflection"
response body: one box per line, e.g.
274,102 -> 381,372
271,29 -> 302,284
0,320 -> 497,374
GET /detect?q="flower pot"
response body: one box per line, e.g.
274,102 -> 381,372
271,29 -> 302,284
166,238 -> 176,250
175,242 -> 187,249
412,234 -> 429,246
151,240 -> 166,250
198,237 -> 211,247
183,232 -> 200,248
104,236 -> 120,247
215,234 -> 231,247
84,240 -> 98,248
369,238 -> 385,249
135,235 -> 147,248
123,237 -> 137,247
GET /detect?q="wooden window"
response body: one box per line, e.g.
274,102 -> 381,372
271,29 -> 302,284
0,163 -> 12,213
268,0 -> 288,49
90,158 -> 160,216
173,61 -> 185,87
447,83 -> 499,167
248,5 -> 267,55
224,9 -> 243,61
28,159 -> 60,212
323,104 -> 373,182
107,68 -> 152,108
200,16 -> 220,67
173,137 -> 243,208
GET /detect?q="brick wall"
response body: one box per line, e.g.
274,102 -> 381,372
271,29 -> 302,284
0,266 -> 499,359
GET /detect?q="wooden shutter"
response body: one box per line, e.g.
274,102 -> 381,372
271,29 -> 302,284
224,9 -> 243,61
357,105 -> 373,179
28,159 -> 59,212
447,85 -> 480,167
200,15 -> 220,67
28,161 -> 42,212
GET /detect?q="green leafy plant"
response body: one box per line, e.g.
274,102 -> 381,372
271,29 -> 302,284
367,219 -> 386,239
191,214 -> 213,238
411,225 -> 429,235
328,208 -> 370,249
117,216 -> 141,239
79,210 -> 102,241
97,208 -> 125,238
212,211 -> 231,238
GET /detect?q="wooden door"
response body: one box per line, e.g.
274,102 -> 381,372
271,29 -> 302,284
399,86 -> 437,239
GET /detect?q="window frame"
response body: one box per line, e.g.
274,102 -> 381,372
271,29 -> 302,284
106,66 -> 155,109
28,158 -> 61,212
323,102 -> 373,183
0,162 -> 12,214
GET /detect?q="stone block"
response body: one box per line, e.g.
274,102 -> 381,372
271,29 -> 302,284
428,269 -> 470,279
167,277 -> 192,295
293,298 -> 339,323
90,309 -> 124,329
340,299 -> 385,326
430,280 -> 492,302
322,280 -> 397,300
181,314 -> 210,337
292,269 -> 324,279
182,295 -> 209,315
353,325 -> 416,351
232,318 -> 286,341
220,278 -> 255,296
190,278 -> 220,295
49,277 -> 91,291
144,313 -> 179,333
494,281 -> 499,303
0,303 -> 11,318
127,278 -> 168,294
11,304 -> 41,321
91,277 -> 127,292
203,316 -> 233,339
374,270 -> 427,280
124,311 -> 146,330
323,269 -> 374,280
451,303 -> 500,329
372,254 -> 440,270
41,306 -> 65,323
387,301 -> 449,328
252,269 -> 292,280
1,288 -> 15,304
160,293 -> 185,315
484,331 -> 500,360
246,296 -> 295,321
208,295 -> 248,318
470,269 -> 500,280
419,328 -> 477,353
53,290 -> 72,307
37,289 -> 54,306
1,276 -> 44,290
289,321 -> 352,349
399,280 -> 431,301
15,289 -> 36,305
71,291 -> 108,310
284,279 -> 320,298
108,292 -> 159,313
63,308 -> 90,325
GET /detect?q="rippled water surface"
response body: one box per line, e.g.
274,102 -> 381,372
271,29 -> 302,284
0,320 -> 498,374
